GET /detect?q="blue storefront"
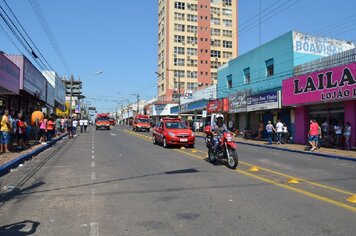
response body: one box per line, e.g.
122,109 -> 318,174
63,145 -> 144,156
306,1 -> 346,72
218,31 -> 355,139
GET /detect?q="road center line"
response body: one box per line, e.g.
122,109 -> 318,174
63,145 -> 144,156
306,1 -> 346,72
91,162 -> 95,168
92,155 -> 95,159
91,172 -> 96,181
90,222 -> 99,236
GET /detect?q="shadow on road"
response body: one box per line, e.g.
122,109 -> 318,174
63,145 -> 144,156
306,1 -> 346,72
0,181 -> 45,204
0,220 -> 40,235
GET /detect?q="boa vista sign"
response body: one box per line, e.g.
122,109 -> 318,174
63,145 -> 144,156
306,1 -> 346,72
282,62 -> 356,106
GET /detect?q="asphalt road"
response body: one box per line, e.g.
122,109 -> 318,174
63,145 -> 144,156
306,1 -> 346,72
0,126 -> 355,236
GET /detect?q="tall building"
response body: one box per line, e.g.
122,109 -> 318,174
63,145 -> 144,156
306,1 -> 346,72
157,0 -> 238,101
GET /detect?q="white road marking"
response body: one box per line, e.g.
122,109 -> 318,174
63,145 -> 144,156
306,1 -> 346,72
92,150 -> 95,154
92,155 -> 95,159
91,162 -> 95,168
91,172 -> 96,180
337,163 -> 355,168
110,133 -> 116,136
90,222 -> 99,236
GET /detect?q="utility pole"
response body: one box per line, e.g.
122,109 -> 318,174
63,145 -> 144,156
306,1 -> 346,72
69,75 -> 74,117
177,72 -> 181,117
131,94 -> 140,115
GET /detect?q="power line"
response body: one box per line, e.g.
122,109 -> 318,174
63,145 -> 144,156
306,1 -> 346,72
28,0 -> 71,74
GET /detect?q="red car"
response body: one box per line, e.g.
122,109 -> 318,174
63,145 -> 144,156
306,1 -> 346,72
152,118 -> 195,148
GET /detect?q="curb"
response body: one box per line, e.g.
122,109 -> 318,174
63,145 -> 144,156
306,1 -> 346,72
0,134 -> 68,178
194,135 -> 356,162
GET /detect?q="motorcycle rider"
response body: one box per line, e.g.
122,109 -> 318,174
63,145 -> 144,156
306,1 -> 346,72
211,114 -> 229,154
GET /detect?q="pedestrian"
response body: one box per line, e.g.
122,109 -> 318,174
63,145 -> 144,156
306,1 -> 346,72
334,121 -> 343,148
0,109 -> 12,153
72,119 -> 78,136
9,110 -> 17,150
316,122 -> 322,149
66,117 -> 73,139
39,116 -> 48,144
195,120 -> 200,132
282,123 -> 289,144
344,122 -> 352,150
79,118 -> 84,133
24,115 -> 31,146
275,119 -> 283,144
61,117 -> 65,133
228,119 -> 234,132
55,116 -> 61,136
265,121 -> 275,145
46,117 -> 55,142
83,118 -> 89,133
16,113 -> 27,150
308,119 -> 319,151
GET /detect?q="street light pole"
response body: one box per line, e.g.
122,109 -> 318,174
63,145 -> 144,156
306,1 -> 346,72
69,74 -> 74,117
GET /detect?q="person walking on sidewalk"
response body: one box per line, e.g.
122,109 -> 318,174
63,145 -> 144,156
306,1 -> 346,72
83,118 -> 89,133
72,119 -> 78,136
308,119 -> 319,151
275,119 -> 283,144
16,113 -> 27,150
1,109 -> 12,153
66,117 -> 73,139
266,121 -> 276,145
334,122 -> 343,148
344,122 -> 352,150
79,118 -> 84,133
46,117 -> 55,142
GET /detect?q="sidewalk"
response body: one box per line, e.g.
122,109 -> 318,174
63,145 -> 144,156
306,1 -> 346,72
194,132 -> 356,162
0,134 -> 67,177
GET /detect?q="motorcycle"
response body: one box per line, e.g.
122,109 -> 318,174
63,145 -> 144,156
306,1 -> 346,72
205,129 -> 239,169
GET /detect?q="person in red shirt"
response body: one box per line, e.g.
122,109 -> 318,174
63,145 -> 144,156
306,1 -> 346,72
46,117 -> 55,142
308,119 -> 319,151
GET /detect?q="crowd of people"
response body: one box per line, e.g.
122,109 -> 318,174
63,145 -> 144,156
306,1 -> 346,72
0,109 -> 90,154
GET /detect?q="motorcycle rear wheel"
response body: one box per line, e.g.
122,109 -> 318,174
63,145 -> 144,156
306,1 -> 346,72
227,148 -> 238,169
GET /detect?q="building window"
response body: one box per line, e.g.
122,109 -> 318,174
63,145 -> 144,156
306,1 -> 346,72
187,48 -> 197,55
187,71 -> 197,78
212,39 -> 221,47
174,46 -> 185,55
227,74 -> 232,89
174,70 -> 185,78
223,51 -> 232,59
187,59 -> 197,67
187,14 -> 198,22
211,61 -> 221,69
222,8 -> 232,16
223,40 -> 232,48
188,4 -> 197,11
223,30 -> 232,37
211,17 -> 220,25
174,24 -> 185,32
223,19 -> 232,27
211,72 -> 217,80
174,12 -> 185,21
187,36 -> 197,45
211,28 -> 221,36
222,0 -> 232,7
161,84 -> 164,92
174,35 -> 185,43
211,50 -> 221,58
174,58 -> 185,66
174,2 -> 185,10
187,82 -> 197,90
244,67 -> 250,84
187,25 -> 198,33
211,6 -> 220,15
265,58 -> 274,77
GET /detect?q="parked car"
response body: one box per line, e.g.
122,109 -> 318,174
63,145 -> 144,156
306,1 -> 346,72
152,118 -> 195,148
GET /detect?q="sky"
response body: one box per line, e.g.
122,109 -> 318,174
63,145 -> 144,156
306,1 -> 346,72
1,0 -> 356,113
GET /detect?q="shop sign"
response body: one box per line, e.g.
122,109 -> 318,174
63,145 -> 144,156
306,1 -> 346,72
24,58 -> 46,101
229,92 -> 247,113
0,54 -> 20,94
207,98 -> 229,113
293,32 -> 355,57
247,91 -> 279,112
283,62 -> 356,106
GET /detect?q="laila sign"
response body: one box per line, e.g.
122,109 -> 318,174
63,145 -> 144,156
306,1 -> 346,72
283,62 -> 356,106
